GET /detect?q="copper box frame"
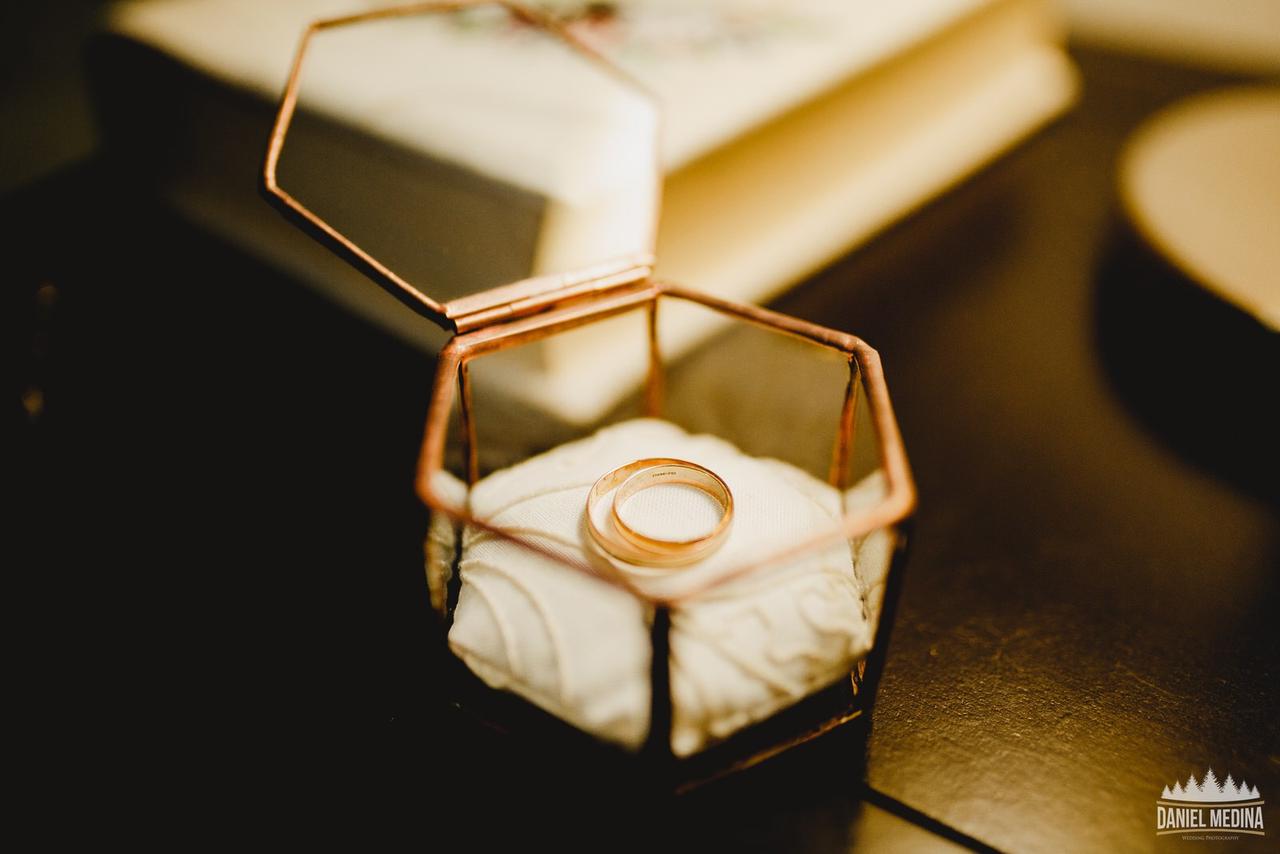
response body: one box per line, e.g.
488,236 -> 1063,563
261,0 -> 917,790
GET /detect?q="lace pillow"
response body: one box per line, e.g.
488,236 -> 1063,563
428,418 -> 891,756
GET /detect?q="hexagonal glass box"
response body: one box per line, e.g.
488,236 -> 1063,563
262,1 -> 915,790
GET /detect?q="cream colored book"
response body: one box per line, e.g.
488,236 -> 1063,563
102,0 -> 1078,422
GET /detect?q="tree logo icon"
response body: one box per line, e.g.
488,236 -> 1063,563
1156,769 -> 1266,839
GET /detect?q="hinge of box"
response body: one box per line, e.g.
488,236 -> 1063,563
442,254 -> 655,333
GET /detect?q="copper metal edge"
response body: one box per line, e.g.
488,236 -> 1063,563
260,0 -> 664,332
414,282 -> 917,609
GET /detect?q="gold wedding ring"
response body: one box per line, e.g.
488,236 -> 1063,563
585,458 -> 733,568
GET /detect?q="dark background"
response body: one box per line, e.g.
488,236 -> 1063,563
8,4 -> 1278,850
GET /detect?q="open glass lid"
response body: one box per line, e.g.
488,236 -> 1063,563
263,1 -> 660,333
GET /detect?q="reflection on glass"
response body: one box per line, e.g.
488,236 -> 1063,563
276,4 -> 658,305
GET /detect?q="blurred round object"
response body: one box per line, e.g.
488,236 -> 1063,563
1118,86 -> 1280,331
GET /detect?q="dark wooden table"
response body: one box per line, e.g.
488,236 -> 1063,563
12,48 -> 1277,850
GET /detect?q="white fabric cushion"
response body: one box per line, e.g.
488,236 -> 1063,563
430,418 -> 891,756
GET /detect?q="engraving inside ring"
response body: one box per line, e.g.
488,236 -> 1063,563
613,465 -> 729,545
614,483 -> 723,541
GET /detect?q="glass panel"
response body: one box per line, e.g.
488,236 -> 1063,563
659,306 -> 851,482
427,294 -> 908,648
276,3 -> 658,309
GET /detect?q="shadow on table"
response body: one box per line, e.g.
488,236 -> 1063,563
1093,224 -> 1280,508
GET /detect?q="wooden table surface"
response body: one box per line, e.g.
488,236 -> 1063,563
12,48 -> 1277,850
